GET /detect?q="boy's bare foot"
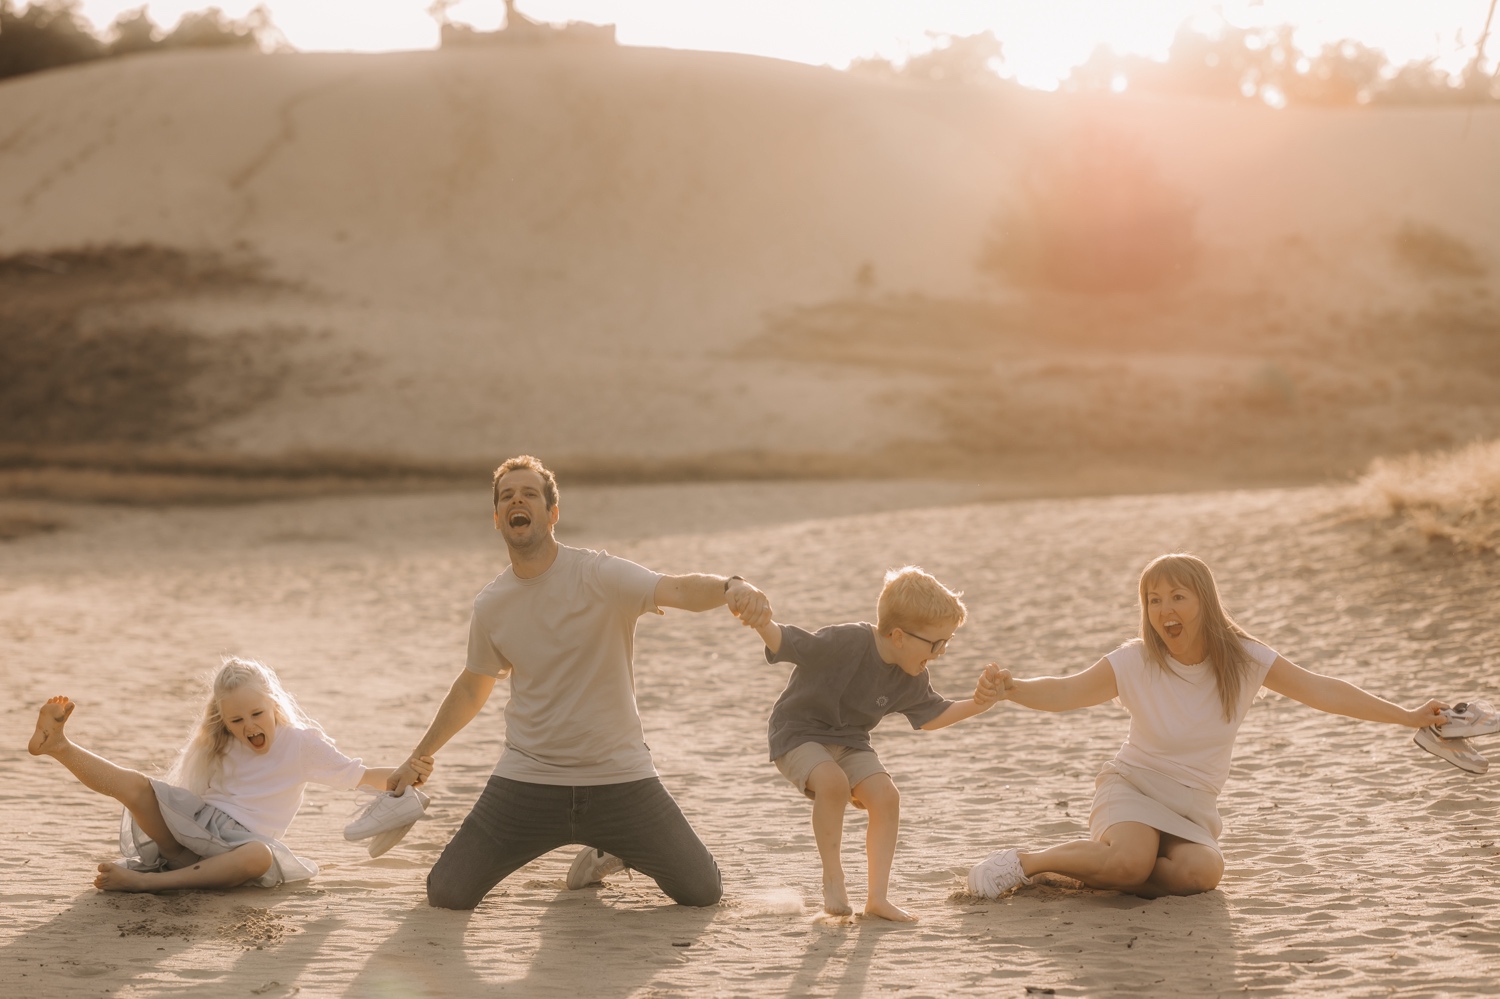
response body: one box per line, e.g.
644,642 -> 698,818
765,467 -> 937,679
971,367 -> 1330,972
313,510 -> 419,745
94,862 -> 153,893
822,879 -> 853,917
28,696 -> 75,756
863,898 -> 919,923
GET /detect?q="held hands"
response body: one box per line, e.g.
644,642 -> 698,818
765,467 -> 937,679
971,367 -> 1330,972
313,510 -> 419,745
388,754 -> 435,793
975,663 -> 1014,706
725,577 -> 772,630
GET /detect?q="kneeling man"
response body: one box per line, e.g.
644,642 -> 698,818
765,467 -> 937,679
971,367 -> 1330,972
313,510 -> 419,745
392,455 -> 768,909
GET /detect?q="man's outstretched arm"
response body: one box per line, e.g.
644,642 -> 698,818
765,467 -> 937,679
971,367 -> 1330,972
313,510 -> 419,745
654,574 -> 772,630
389,669 -> 496,792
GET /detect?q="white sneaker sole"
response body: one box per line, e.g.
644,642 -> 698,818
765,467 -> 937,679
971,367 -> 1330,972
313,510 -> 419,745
1415,726 -> 1489,774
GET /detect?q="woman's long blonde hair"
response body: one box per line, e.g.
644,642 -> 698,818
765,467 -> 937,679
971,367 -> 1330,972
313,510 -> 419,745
1137,553 -> 1260,723
165,657 -> 326,794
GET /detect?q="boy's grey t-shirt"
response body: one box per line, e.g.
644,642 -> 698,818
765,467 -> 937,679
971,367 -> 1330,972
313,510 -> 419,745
465,544 -> 663,785
765,622 -> 952,761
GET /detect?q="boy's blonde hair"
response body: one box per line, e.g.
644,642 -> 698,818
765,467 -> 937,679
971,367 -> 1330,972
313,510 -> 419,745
875,566 -> 967,636
166,657 -> 327,794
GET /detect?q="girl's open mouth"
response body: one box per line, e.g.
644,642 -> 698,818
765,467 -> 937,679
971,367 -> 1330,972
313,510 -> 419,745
247,732 -> 266,750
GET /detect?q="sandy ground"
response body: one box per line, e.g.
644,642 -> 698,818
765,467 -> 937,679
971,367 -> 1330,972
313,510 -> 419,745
1,481 -> 1496,998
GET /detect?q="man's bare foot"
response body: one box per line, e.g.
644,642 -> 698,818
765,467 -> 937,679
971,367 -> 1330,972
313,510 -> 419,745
28,696 -> 75,756
822,879 -> 853,917
94,862 -> 154,893
863,898 -> 918,923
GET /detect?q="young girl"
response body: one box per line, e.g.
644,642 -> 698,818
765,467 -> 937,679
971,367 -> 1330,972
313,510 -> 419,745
27,657 -> 431,892
968,553 -> 1448,899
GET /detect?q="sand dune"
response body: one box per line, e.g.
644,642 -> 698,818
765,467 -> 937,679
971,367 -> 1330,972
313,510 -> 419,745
3,47 -> 1497,470
1,483 -> 1496,996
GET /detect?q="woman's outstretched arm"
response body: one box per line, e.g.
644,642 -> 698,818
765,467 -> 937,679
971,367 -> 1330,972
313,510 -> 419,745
1262,656 -> 1446,726
989,656 -> 1119,712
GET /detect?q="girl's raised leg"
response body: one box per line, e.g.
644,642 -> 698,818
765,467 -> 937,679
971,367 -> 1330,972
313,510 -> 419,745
28,697 -> 197,868
94,842 -> 273,892
806,762 -> 853,916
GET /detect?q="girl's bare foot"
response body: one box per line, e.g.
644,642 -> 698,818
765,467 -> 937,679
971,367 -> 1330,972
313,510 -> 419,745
864,898 -> 918,923
94,862 -> 154,893
28,696 -> 75,756
822,879 -> 853,917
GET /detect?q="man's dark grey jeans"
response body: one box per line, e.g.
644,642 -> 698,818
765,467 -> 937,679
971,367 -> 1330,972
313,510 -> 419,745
426,775 -> 722,909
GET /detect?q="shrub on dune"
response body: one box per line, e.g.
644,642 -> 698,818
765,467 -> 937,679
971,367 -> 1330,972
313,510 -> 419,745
1355,439 -> 1500,552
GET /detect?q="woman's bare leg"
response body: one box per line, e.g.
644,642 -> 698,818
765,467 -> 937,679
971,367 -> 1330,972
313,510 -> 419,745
1017,822 -> 1162,890
28,697 -> 196,867
805,762 -> 853,916
94,842 -> 273,892
1117,835 -> 1224,898
852,773 -> 915,922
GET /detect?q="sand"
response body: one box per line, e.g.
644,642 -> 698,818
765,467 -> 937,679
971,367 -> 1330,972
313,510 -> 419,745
2,481 -> 1497,998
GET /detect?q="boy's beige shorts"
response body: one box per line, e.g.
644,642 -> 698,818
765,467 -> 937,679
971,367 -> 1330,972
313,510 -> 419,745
775,742 -> 887,807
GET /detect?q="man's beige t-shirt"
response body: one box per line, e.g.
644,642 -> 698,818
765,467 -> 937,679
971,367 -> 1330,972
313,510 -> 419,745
1107,638 -> 1277,795
465,545 -> 663,785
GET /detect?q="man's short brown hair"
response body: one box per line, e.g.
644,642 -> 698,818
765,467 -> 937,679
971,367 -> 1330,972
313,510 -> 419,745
492,455 -> 559,510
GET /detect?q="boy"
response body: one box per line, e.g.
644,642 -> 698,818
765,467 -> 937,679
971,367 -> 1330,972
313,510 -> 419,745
753,566 -> 999,921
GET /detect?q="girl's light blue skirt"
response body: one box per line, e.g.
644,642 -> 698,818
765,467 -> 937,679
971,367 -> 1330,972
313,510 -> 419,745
118,778 -> 318,888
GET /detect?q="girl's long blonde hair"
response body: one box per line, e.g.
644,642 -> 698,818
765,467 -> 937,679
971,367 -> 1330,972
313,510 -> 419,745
165,657 -> 326,794
1137,553 -> 1260,723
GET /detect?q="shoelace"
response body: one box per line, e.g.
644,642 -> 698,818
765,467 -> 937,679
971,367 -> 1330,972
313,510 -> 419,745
348,787 -> 392,820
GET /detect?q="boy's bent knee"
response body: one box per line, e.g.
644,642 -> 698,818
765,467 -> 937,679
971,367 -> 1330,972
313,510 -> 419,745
806,762 -> 850,799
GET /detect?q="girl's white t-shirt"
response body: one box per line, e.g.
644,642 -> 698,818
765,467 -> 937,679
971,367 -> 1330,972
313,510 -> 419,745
1107,638 -> 1277,795
202,726 -> 366,839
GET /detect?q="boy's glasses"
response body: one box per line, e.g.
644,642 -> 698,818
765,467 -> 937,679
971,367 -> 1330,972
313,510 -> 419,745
901,629 -> 949,656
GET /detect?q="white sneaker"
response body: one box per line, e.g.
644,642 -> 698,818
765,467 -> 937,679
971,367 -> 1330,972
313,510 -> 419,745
967,848 -> 1032,898
345,787 -> 430,842
366,819 -> 420,859
1414,726 -> 1489,774
566,847 -> 627,890
1438,700 -> 1500,739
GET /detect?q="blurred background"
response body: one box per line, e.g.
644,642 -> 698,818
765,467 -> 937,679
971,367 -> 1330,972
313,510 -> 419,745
2,0 -> 1498,546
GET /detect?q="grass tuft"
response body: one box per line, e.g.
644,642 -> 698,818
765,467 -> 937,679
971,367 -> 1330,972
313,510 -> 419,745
1354,439 -> 1500,552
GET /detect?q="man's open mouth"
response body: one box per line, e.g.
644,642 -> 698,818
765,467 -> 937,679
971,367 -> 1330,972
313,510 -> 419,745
508,511 -> 531,528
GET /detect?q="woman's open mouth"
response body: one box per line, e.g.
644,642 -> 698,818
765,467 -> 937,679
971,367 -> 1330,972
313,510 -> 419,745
1164,622 -> 1183,639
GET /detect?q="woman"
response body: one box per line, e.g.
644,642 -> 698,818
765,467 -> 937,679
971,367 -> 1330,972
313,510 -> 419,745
968,553 -> 1447,899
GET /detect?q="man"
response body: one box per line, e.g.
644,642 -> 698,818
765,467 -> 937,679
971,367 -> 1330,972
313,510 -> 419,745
392,454 -> 770,909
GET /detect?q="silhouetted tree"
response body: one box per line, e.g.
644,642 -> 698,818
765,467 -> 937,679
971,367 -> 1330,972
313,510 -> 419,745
1062,18 -> 1498,106
0,1 -> 102,79
849,31 -> 1008,86
0,0 -> 277,81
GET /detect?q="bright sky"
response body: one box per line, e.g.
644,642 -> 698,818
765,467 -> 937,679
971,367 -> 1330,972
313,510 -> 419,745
61,0 -> 1498,89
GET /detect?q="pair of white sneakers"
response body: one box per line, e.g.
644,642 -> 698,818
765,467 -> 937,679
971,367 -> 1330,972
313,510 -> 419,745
1415,700 -> 1499,775
344,785 -> 431,858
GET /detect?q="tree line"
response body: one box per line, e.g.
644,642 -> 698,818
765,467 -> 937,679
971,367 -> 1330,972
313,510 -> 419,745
0,1 -> 277,81
855,19 -> 1498,106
